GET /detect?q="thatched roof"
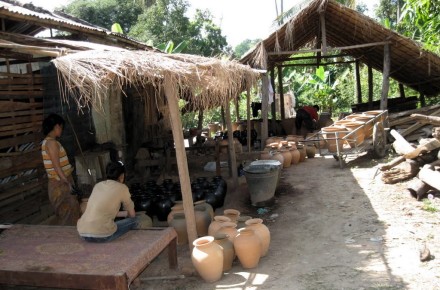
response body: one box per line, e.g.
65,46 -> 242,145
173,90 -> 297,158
52,50 -> 260,111
240,0 -> 440,96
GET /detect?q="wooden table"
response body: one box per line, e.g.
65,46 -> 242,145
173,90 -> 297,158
0,225 -> 177,289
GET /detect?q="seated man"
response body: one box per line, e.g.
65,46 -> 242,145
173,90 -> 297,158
77,161 -> 137,243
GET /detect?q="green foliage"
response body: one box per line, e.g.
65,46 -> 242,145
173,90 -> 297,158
422,199 -> 438,213
63,0 -> 143,33
234,39 -> 261,59
156,40 -> 188,53
111,23 -> 123,34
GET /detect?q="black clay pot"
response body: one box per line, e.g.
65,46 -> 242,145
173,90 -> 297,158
162,179 -> 174,191
196,177 -> 209,189
136,194 -> 153,217
192,184 -> 205,202
155,196 -> 174,221
204,191 -> 219,210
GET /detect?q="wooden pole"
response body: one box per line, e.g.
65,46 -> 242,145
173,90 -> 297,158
246,88 -> 251,152
235,96 -> 240,122
420,92 -> 426,107
163,80 -> 197,250
261,74 -> 269,146
277,65 -> 285,120
319,12 -> 327,56
220,106 -> 226,131
381,43 -> 390,110
368,63 -> 373,109
355,60 -> 362,104
270,67 -> 277,135
225,101 -> 238,187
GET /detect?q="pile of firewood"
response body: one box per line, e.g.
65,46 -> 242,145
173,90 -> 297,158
379,105 -> 440,200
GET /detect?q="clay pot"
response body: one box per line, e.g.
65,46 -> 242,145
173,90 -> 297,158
167,203 -> 184,225
270,152 -> 284,165
233,228 -> 261,269
135,212 -> 153,229
223,209 -> 240,223
245,218 -> 271,257
297,145 -> 306,162
192,236 -> 224,282
214,233 -> 235,272
341,121 -> 365,147
260,151 -> 271,160
208,215 -> 231,236
217,222 -> 238,243
219,139 -> 228,154
195,206 -> 211,237
290,148 -> 301,164
169,213 -> 188,245
286,135 -> 297,142
236,215 -> 252,229
321,126 -> 348,153
194,200 -> 214,219
306,145 -> 316,158
279,149 -> 292,168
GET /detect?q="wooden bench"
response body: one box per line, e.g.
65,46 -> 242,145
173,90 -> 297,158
0,224 -> 177,290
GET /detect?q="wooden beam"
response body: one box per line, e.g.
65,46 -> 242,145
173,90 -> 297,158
399,83 -> 405,98
272,53 -> 350,63
319,12 -> 327,56
261,74 -> 269,146
278,60 -> 355,68
225,101 -> 238,187
380,43 -> 390,110
368,63 -> 373,109
268,41 -> 390,56
270,67 -> 276,134
355,60 -> 362,104
246,89 -> 251,152
277,65 -> 285,120
163,80 -> 197,251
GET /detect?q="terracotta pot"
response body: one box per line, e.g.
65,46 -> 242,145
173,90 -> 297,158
290,148 -> 301,164
217,222 -> 238,243
192,236 -> 224,282
208,215 -> 231,236
341,120 -> 365,147
270,152 -> 284,165
223,209 -> 240,223
195,206 -> 211,237
214,233 -> 235,272
306,145 -> 316,158
167,204 -> 184,225
260,151 -> 271,160
297,145 -> 306,162
345,114 -> 375,138
245,218 -> 271,257
279,149 -> 292,168
194,200 -> 214,219
233,228 -> 261,269
236,215 -> 252,229
321,126 -> 348,153
169,213 -> 188,245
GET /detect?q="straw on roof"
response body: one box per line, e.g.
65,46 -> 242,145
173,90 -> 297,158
52,50 -> 260,111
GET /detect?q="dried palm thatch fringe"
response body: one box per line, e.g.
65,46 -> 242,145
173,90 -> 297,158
52,50 -> 260,112
274,31 -> 281,53
252,42 -> 268,70
284,19 -> 295,50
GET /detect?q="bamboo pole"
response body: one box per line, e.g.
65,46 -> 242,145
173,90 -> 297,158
163,80 -> 197,250
355,60 -> 362,104
399,83 -> 405,98
277,66 -> 285,120
261,75 -> 269,146
246,88 -> 251,152
270,67 -> 276,134
380,44 -> 390,110
225,101 -> 238,187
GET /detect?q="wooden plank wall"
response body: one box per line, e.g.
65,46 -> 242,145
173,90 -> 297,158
0,61 -> 48,224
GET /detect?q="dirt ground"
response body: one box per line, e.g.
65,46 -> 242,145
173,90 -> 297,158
133,151 -> 440,290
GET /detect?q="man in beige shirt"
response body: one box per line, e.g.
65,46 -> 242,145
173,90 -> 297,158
77,161 -> 137,242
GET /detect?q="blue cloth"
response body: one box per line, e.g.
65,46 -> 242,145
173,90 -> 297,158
81,217 -> 138,243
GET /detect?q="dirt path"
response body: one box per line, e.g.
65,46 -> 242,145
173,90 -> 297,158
135,153 -> 440,290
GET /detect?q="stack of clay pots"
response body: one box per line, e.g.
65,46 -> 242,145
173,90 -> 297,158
261,136 -> 303,167
191,208 -> 271,282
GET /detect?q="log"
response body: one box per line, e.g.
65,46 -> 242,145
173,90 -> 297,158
418,165 -> 440,191
432,127 -> 440,139
405,177 -> 433,200
379,155 -> 405,171
411,114 -> 440,126
390,129 -> 415,155
403,139 -> 440,159
381,159 -> 419,184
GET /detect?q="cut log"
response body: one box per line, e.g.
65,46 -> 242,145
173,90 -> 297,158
411,114 -> 440,126
405,177 -> 433,200
381,159 -> 419,184
418,164 -> 440,191
390,129 -> 415,155
379,155 -> 405,171
403,139 -> 440,159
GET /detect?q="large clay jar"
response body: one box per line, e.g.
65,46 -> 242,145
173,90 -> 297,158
236,215 -> 252,229
214,233 -> 235,272
321,126 -> 348,153
167,203 -> 184,225
306,145 -> 316,158
169,213 -> 188,245
217,222 -> 238,243
195,200 -> 214,219
260,151 -> 271,160
233,228 -> 261,269
245,218 -> 271,257
195,206 -> 211,237
341,121 -> 365,147
270,152 -> 284,166
290,147 -> 301,164
224,209 -> 240,223
279,149 -> 292,168
192,236 -> 224,282
208,215 -> 231,236
297,145 -> 306,162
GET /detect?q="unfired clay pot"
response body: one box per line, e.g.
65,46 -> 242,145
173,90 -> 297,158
233,228 -> 261,269
192,236 -> 224,282
214,233 -> 235,272
208,215 -> 231,236
223,209 -> 240,223
217,222 -> 238,243
245,218 -> 271,257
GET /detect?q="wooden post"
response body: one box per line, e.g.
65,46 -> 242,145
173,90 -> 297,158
420,92 -> 426,107
261,74 -> 269,146
235,96 -> 240,122
381,43 -> 390,110
399,83 -> 405,99
163,80 -> 198,250
277,65 -> 285,120
355,60 -> 362,104
270,67 -> 277,135
319,12 -> 327,56
225,100 -> 239,187
246,88 -> 251,152
368,63 -> 373,109
220,106 -> 226,131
